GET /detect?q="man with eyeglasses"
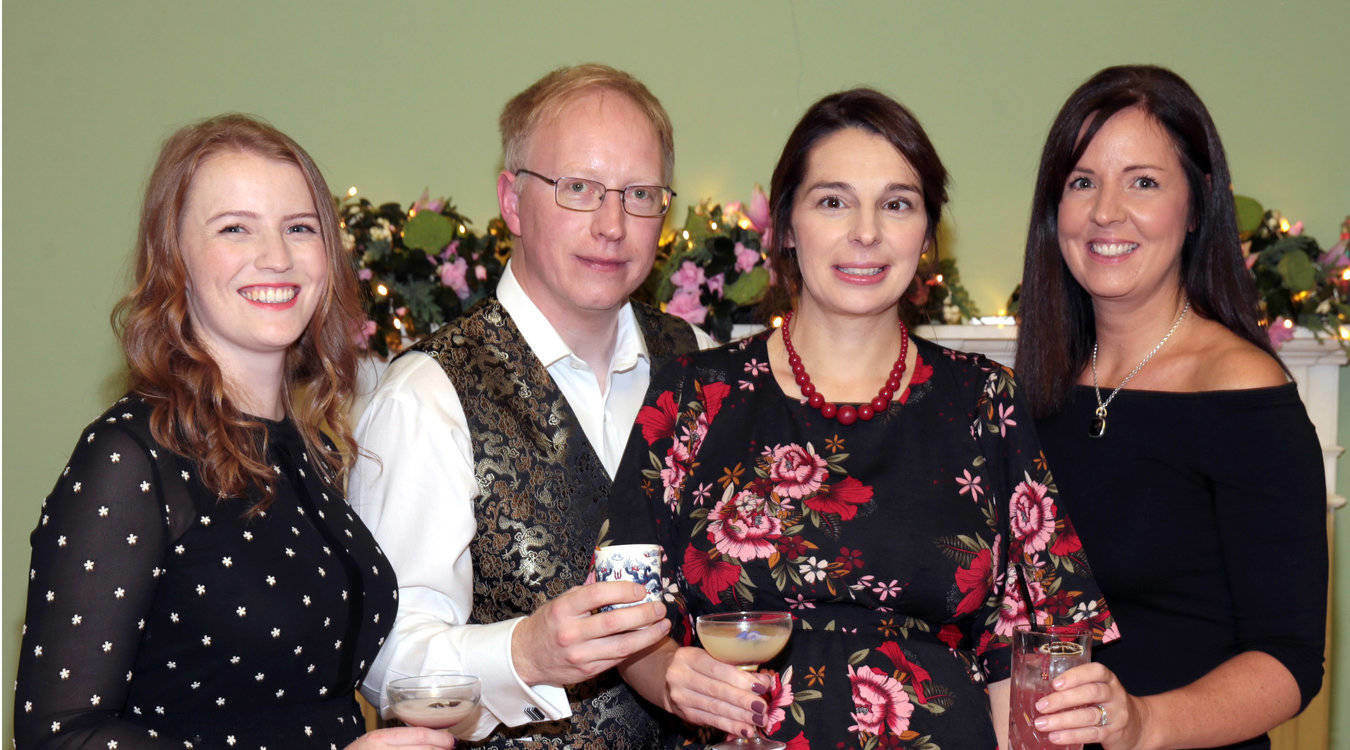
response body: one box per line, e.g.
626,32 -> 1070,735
350,64 -> 711,748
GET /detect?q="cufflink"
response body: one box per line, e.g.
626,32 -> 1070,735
524,706 -> 546,721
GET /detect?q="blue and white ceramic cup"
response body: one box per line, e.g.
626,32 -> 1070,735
593,543 -> 663,611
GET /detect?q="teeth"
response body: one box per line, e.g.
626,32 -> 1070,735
838,267 -> 883,276
1090,242 -> 1137,257
240,287 -> 298,304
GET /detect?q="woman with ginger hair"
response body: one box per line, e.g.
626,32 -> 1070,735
14,114 -> 452,749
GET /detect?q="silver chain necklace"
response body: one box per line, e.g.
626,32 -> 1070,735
1089,300 -> 1190,439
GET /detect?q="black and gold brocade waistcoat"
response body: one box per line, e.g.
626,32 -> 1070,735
407,296 -> 697,749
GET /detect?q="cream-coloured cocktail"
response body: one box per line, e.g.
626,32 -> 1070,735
695,611 -> 793,750
387,673 -> 481,732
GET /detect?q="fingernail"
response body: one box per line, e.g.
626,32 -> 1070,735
752,712 -> 765,726
751,683 -> 769,695
1035,698 -> 1049,712
1034,717 -> 1049,730
741,729 -> 753,739
751,700 -> 766,713
1052,678 -> 1065,689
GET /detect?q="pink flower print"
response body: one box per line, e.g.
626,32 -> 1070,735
1268,317 -> 1295,350
955,469 -> 984,500
474,264 -> 487,281
660,435 -> 693,509
784,593 -> 815,610
438,239 -> 460,262
765,443 -> 828,499
997,402 -> 1017,431
357,268 -> 374,281
734,241 -> 761,273
707,489 -> 781,561
665,288 -> 708,326
669,260 -> 707,292
438,257 -> 471,300
743,358 -> 770,376
1009,475 -> 1056,553
738,379 -> 756,392
846,664 -> 913,738
746,184 -> 771,233
994,575 -> 1030,637
871,579 -> 903,601
762,667 -> 795,735
691,482 -> 713,506
707,272 -> 726,299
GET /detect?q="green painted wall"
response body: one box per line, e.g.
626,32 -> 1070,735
5,1 -> 1347,745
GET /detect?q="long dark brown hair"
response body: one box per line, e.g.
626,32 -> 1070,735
112,113 -> 362,511
765,88 -> 948,325
1015,65 -> 1278,418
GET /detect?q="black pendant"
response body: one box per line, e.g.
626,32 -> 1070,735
1089,407 -> 1107,439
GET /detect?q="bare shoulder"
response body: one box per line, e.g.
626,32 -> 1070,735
1187,319 -> 1288,390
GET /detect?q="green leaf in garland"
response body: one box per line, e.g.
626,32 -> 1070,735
1234,195 -> 1264,237
402,211 -> 456,253
724,266 -> 770,306
1276,249 -> 1317,292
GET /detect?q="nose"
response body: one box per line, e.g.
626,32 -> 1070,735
255,230 -> 295,272
1090,184 -> 1125,226
590,189 -> 627,242
850,207 -> 881,247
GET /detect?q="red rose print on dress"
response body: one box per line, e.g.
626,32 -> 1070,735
682,546 -> 741,604
847,664 -> 913,738
708,489 -> 782,561
953,547 -> 992,617
875,641 -> 932,704
635,391 -> 678,445
765,443 -> 828,500
1009,474 -> 1056,553
803,477 -> 873,520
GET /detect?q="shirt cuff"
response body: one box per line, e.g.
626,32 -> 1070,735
459,617 -> 571,736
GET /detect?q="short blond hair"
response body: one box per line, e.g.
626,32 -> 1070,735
499,63 -> 674,183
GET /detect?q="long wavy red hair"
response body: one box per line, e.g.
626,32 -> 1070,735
113,114 -> 362,512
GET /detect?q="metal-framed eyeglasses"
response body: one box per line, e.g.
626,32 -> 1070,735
515,169 -> 675,218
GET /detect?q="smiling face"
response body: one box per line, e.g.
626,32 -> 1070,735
178,150 -> 328,379
497,88 -> 666,330
1057,106 -> 1192,309
788,127 -> 929,321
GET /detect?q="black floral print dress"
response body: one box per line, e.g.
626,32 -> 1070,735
606,333 -> 1118,749
14,395 -> 397,749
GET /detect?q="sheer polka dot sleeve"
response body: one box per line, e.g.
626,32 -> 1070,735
15,421 -> 186,747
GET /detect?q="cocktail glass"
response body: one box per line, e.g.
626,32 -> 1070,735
695,611 -> 793,750
387,673 -> 481,731
1009,624 -> 1091,750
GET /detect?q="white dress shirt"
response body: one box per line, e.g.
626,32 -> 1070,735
350,262 -> 711,739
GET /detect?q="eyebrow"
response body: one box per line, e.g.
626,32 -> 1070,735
1070,165 -> 1167,174
207,210 -> 319,222
804,180 -> 920,193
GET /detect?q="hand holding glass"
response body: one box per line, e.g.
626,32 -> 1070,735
1009,625 -> 1091,750
695,611 -> 793,750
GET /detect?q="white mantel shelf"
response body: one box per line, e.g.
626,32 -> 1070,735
915,325 -> 1347,511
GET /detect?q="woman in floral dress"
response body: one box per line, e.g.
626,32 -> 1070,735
611,89 -> 1117,749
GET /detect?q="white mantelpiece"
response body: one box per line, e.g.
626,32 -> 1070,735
916,325 -> 1347,511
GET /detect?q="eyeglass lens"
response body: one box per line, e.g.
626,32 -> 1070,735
554,177 -> 670,217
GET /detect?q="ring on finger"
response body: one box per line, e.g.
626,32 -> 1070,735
1095,703 -> 1109,727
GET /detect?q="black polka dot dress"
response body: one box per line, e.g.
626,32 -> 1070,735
15,396 -> 397,749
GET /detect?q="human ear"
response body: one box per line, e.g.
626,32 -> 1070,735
497,171 -> 523,237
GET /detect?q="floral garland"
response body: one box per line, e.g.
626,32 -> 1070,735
342,187 -> 982,355
340,191 -> 508,358
1236,195 -> 1350,351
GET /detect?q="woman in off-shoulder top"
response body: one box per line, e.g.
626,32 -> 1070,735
1014,65 -> 1326,750
13,114 -> 453,750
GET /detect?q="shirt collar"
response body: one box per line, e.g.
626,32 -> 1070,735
497,259 -> 649,373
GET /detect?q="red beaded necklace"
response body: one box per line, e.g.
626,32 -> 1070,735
780,311 -> 909,426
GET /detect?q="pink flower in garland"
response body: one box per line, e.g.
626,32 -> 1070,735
439,239 -> 460,262
707,272 -> 726,299
1268,317 -> 1295,350
412,189 -> 444,215
474,264 -> 488,280
734,242 -> 761,273
666,288 -> 708,326
846,664 -> 913,738
357,268 -> 374,281
745,185 -> 771,232
438,257 -> 471,300
670,260 -> 707,291
354,319 -> 377,349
